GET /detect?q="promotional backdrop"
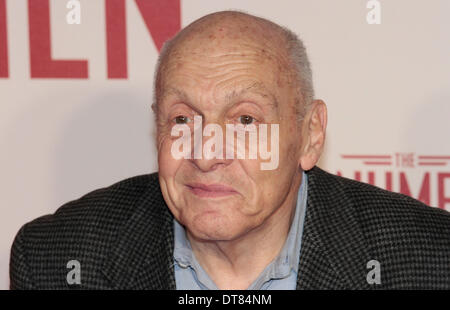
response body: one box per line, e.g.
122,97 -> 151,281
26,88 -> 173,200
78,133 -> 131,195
1,0 -> 449,289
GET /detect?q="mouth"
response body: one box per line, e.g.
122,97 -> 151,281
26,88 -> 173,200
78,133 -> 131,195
186,183 -> 239,198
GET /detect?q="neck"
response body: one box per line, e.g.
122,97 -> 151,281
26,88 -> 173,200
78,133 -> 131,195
186,172 -> 303,290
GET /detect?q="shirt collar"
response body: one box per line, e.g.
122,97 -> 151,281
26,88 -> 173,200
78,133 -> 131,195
271,170 -> 308,277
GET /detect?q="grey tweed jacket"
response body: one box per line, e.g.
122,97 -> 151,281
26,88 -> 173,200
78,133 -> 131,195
10,166 -> 450,289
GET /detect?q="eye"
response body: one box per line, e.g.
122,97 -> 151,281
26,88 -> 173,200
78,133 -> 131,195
173,115 -> 191,124
238,115 -> 256,125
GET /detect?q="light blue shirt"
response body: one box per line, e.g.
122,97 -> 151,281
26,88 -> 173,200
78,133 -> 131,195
173,172 -> 308,290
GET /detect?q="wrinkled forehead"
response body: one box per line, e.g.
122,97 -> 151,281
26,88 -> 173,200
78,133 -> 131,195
168,15 -> 290,64
158,21 -> 295,93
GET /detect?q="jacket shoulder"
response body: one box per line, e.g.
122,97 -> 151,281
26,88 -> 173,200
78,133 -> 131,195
10,172 -> 162,289
311,167 -> 450,288
337,170 -> 450,228
314,167 -> 450,235
30,172 -> 160,229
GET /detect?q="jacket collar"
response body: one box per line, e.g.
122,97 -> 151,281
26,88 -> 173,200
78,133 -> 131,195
102,166 -> 371,289
296,166 -> 372,289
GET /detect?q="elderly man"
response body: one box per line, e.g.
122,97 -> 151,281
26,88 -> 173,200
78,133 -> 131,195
10,11 -> 450,290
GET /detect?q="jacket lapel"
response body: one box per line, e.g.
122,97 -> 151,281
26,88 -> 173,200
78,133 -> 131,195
101,175 -> 176,289
297,166 -> 373,289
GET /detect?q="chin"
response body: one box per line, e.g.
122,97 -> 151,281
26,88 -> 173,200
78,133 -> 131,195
187,212 -> 247,241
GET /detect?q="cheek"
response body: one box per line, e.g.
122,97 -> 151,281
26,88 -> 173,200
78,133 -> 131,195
237,160 -> 281,215
279,122 -> 302,162
158,135 -> 179,175
157,134 -> 185,213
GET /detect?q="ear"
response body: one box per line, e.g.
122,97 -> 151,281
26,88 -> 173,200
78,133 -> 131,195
299,99 -> 327,171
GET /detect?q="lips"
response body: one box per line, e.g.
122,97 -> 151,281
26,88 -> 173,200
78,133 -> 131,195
186,183 -> 238,198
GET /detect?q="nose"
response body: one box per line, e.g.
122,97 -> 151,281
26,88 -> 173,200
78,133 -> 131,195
192,156 -> 233,172
189,122 -> 234,172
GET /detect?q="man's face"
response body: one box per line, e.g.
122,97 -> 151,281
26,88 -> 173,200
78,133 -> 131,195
156,29 -> 305,241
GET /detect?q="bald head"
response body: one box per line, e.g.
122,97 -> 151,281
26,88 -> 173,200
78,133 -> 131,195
165,11 -> 292,55
153,11 -> 314,121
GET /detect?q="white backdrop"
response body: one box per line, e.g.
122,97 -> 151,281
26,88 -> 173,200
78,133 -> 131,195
1,0 -> 449,289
